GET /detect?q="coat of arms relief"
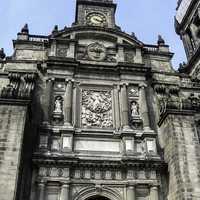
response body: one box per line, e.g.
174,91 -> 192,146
81,90 -> 113,128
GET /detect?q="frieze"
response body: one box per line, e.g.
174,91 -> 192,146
81,89 -> 113,128
38,167 -> 69,178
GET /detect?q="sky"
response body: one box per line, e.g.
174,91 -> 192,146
0,0 -> 186,68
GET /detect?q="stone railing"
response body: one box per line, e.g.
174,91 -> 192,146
143,45 -> 159,52
29,35 -> 49,43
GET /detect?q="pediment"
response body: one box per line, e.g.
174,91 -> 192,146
49,27 -> 143,64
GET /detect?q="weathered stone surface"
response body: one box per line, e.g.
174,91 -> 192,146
0,105 -> 27,200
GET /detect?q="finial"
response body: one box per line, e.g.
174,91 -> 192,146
0,48 -> 6,60
157,35 -> 165,45
21,23 -> 29,34
131,32 -> 137,40
178,61 -> 187,72
52,25 -> 58,34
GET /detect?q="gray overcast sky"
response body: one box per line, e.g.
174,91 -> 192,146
0,0 -> 186,68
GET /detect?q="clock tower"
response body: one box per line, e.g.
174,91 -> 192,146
74,0 -> 117,28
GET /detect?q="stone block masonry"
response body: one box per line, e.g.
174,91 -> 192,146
0,104 -> 28,200
160,114 -> 200,200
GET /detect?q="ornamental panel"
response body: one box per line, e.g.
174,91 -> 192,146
81,89 -> 113,128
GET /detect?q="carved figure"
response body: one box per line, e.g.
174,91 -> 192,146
54,96 -> 63,113
131,101 -> 139,117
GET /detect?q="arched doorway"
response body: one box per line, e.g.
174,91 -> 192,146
86,196 -> 111,200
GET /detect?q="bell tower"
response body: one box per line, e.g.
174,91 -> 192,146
74,0 -> 117,28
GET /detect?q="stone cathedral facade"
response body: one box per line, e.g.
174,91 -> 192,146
0,0 -> 200,199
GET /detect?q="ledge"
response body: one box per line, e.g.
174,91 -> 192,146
158,109 -> 195,127
0,98 -> 31,106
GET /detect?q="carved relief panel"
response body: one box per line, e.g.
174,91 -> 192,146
77,42 -> 117,62
81,89 -> 113,128
56,44 -> 69,57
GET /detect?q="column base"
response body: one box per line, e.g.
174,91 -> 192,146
123,125 -> 132,131
64,122 -> 73,128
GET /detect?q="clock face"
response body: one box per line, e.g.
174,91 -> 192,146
86,13 -> 107,26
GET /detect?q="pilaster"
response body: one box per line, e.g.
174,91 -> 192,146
43,78 -> 54,125
149,186 -> 159,200
64,80 -> 73,127
139,84 -> 151,132
37,180 -> 46,200
60,183 -> 70,200
120,83 -> 130,130
127,185 -> 136,200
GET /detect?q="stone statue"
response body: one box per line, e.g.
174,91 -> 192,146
54,97 -> 63,113
131,101 -> 139,117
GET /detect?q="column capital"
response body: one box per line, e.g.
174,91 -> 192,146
46,77 -> 55,83
61,183 -> 70,187
120,82 -> 129,87
127,185 -> 136,189
37,179 -> 47,186
139,83 -> 147,89
65,79 -> 74,84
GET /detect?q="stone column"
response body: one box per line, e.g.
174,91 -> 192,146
139,84 -> 151,131
127,185 -> 136,200
68,33 -> 76,58
181,33 -> 194,59
43,78 -> 53,125
121,84 -> 130,130
150,186 -> 159,200
64,80 -> 73,127
114,85 -> 120,131
60,183 -> 69,200
190,24 -> 199,46
38,181 -> 46,200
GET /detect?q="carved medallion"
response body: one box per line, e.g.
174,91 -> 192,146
81,90 -> 113,128
87,42 -> 106,61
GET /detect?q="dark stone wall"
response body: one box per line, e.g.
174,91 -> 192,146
0,105 -> 28,200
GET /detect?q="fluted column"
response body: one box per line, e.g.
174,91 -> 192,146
60,183 -> 69,200
38,180 -> 46,200
64,80 -> 73,126
121,84 -> 130,130
150,186 -> 159,200
127,185 -> 136,200
114,85 -> 120,131
139,84 -> 151,131
43,78 -> 53,125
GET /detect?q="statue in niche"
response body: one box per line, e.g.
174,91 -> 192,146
54,96 -> 63,113
131,101 -> 139,117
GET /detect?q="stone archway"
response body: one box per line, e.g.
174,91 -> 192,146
73,186 -> 122,200
86,195 -> 111,200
